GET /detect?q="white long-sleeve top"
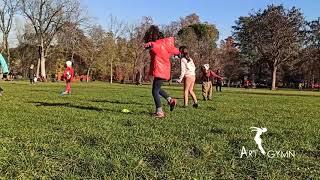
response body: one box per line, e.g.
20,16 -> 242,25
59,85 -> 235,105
178,57 -> 196,82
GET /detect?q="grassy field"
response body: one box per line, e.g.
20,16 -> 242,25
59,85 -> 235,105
0,81 -> 319,179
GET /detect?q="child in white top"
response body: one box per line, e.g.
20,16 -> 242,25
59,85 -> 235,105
177,46 -> 198,108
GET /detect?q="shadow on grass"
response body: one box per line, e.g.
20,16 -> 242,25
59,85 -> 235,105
299,149 -> 320,159
30,89 -> 60,93
144,151 -> 169,171
29,101 -> 151,116
189,144 -> 203,158
223,90 -> 320,98
31,102 -> 104,112
90,99 -> 153,106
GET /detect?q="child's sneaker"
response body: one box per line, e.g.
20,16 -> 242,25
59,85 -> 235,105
154,111 -> 165,118
60,91 -> 69,96
168,99 -> 177,111
193,103 -> 199,108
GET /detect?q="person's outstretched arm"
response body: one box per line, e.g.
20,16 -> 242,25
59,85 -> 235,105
209,71 -> 223,79
166,37 -> 180,56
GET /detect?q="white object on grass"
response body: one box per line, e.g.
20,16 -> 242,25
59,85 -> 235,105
121,109 -> 131,113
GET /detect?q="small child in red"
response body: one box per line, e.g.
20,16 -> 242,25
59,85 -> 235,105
201,64 -> 223,101
61,61 -> 74,95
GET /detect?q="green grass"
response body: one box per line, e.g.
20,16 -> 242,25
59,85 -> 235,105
0,81 -> 319,179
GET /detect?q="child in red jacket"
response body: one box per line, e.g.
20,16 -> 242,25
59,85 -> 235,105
144,25 -> 180,118
201,64 -> 223,101
61,61 -> 74,95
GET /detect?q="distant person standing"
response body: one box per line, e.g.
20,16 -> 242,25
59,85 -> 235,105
29,64 -> 35,84
215,69 -> 223,92
201,64 -> 223,101
299,82 -> 303,91
61,61 -> 74,95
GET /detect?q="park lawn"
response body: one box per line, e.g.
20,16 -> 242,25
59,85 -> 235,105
0,81 -> 319,179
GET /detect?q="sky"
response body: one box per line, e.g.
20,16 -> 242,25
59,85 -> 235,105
80,0 -> 320,41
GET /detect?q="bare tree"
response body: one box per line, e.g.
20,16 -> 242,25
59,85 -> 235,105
106,14 -> 126,83
180,13 -> 200,28
233,5 -> 304,90
77,25 -> 106,82
20,0 -> 82,80
127,16 -> 153,83
14,21 -> 38,77
0,0 -> 19,64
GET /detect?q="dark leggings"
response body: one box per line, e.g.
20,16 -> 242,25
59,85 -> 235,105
216,81 -> 222,92
152,78 -> 169,108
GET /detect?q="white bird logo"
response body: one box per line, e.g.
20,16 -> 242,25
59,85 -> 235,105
250,127 -> 267,155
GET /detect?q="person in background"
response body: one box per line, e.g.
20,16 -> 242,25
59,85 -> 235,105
299,82 -> 303,91
144,25 -> 180,118
215,69 -> 223,92
51,73 -> 56,82
61,61 -> 74,95
244,79 -> 250,89
201,64 -> 223,101
29,64 -> 35,84
177,46 -> 198,108
0,53 -> 9,96
135,70 -> 142,86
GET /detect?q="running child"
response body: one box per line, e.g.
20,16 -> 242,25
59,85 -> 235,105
144,25 -> 180,118
61,61 -> 74,95
177,46 -> 198,108
201,64 -> 223,101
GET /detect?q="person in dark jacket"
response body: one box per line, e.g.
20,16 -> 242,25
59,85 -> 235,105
144,25 -> 180,118
215,69 -> 223,92
29,64 -> 35,84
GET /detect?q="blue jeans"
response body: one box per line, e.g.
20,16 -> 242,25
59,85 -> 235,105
152,78 -> 169,108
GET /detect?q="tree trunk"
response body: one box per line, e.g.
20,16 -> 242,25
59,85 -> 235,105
132,59 -> 137,84
228,79 -> 231,87
110,55 -> 113,83
36,58 -> 41,79
2,34 -> 10,65
71,51 -> 75,62
86,67 -> 90,82
138,68 -> 142,85
40,38 -> 46,80
271,66 -> 277,90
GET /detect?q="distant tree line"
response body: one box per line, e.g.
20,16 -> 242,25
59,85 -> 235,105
0,1 -> 319,89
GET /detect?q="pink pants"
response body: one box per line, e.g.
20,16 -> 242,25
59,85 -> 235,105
66,81 -> 71,93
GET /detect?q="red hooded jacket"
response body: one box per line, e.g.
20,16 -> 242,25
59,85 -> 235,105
63,67 -> 74,82
146,37 -> 180,80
